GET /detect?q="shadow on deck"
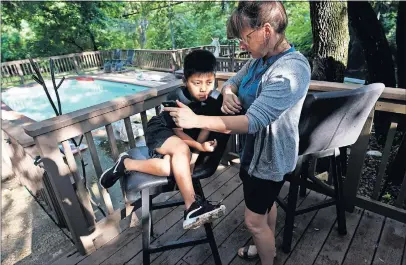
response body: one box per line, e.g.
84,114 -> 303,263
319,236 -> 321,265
49,164 -> 406,265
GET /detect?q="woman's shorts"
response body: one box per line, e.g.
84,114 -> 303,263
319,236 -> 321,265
239,168 -> 285,215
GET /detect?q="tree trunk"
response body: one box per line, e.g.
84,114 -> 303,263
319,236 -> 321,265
139,18 -> 147,49
87,28 -> 98,51
388,2 -> 406,185
397,2 -> 406,89
348,2 -> 396,86
309,2 -> 350,174
348,2 -> 397,145
310,2 -> 349,82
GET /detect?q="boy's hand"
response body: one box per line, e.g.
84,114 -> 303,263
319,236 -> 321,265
201,139 -> 217,152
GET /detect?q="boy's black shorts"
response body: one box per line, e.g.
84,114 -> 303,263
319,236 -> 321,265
239,168 -> 285,215
145,116 -> 176,159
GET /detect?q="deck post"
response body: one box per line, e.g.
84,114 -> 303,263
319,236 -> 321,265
34,134 -> 96,255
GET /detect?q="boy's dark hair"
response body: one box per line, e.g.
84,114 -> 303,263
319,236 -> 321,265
183,49 -> 217,80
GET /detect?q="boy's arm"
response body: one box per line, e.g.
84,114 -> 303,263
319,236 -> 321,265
190,129 -> 211,170
173,128 -> 205,152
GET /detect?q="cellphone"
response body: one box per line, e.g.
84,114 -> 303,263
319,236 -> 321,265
162,100 -> 178,107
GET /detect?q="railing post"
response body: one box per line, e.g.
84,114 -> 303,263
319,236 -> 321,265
72,54 -> 80,74
344,108 -> 375,212
17,64 -> 25,84
34,134 -> 96,255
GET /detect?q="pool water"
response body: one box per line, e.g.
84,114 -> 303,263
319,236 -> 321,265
2,78 -> 149,121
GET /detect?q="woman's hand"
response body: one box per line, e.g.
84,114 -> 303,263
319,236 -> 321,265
201,139 -> 217,152
221,86 -> 242,115
164,100 -> 198,129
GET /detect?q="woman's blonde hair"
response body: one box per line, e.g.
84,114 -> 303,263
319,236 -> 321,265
227,1 -> 288,49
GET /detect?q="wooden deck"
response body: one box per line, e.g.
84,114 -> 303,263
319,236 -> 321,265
53,164 -> 406,265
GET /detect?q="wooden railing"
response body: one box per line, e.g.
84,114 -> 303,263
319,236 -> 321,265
217,72 -> 406,223
1,52 -> 104,85
1,45 -> 247,87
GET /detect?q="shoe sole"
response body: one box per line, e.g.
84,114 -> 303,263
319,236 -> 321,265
99,152 -> 128,189
183,205 -> 226,230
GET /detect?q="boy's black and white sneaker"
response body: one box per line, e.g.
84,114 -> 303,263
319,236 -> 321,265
183,196 -> 226,230
99,152 -> 130,189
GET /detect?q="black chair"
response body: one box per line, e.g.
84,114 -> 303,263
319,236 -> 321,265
277,83 -> 385,253
123,96 -> 228,265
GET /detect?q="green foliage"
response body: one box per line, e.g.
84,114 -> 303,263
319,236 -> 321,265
1,1 -> 313,61
284,2 -> 312,57
370,1 -> 399,56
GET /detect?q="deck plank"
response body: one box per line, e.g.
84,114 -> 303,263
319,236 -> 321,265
77,191 -> 178,265
372,218 -> 406,265
225,189 -> 321,265
98,165 -> 237,265
183,184 -> 290,265
123,167 -> 240,265
206,184 -> 294,265
272,192 -> 327,265
342,210 -> 385,265
182,186 -> 245,265
403,237 -> 406,265
53,163 -> 406,265
313,208 -> 363,265
136,171 -> 242,265
284,203 -> 337,265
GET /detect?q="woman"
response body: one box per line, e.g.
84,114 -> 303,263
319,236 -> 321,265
166,2 -> 311,264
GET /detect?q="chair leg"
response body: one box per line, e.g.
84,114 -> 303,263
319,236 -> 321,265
283,174 -> 299,253
339,146 -> 348,177
194,179 -> 222,265
193,179 -> 205,199
204,223 -> 222,265
141,189 -> 151,265
300,160 -> 309,197
332,150 -> 347,235
149,195 -> 154,238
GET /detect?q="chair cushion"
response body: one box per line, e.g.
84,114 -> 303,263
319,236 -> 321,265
124,146 -> 172,202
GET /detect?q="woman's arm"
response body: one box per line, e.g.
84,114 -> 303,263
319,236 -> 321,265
169,103 -> 249,134
194,115 -> 249,134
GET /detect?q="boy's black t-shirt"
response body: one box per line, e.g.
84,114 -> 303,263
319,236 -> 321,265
157,86 -> 223,140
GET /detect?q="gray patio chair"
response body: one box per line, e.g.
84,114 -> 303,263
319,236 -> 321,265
123,91 -> 226,265
277,83 -> 385,253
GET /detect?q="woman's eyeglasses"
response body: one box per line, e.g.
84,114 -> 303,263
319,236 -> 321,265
237,27 -> 261,44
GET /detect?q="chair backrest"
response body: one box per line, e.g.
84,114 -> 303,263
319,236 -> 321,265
299,83 -> 384,156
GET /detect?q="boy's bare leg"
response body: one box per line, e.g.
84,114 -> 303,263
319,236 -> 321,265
155,136 -> 195,209
124,155 -> 172,176
122,136 -> 195,209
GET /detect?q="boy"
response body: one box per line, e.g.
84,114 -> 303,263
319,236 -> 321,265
100,50 -> 226,230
